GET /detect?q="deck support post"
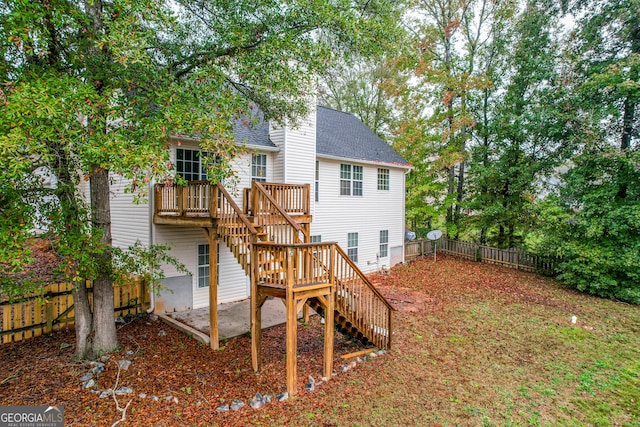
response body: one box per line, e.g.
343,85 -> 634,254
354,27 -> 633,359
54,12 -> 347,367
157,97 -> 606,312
285,249 -> 298,395
251,243 -> 261,372
323,285 -> 335,380
204,228 -> 219,350
285,289 -> 297,394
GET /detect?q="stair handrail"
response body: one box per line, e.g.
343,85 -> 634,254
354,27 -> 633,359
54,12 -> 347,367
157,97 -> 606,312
216,183 -> 258,236
333,245 -> 394,312
252,181 -> 306,243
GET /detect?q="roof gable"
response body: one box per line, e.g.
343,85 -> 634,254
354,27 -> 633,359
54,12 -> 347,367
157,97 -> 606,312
315,106 -> 410,167
232,105 -> 411,168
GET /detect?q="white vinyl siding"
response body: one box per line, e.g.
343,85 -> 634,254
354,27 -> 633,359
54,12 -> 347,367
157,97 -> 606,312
109,174 -> 150,249
347,232 -> 358,262
154,225 -> 248,308
340,164 -> 363,196
377,168 -> 389,191
312,158 -> 406,273
379,230 -> 389,258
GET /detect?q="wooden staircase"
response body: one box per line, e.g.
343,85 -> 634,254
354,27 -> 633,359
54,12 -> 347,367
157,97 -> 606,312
214,182 -> 393,350
157,180 -> 393,394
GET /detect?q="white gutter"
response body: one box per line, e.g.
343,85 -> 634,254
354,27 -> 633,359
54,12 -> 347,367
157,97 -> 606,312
316,153 -> 413,170
402,168 -> 410,264
169,134 -> 281,152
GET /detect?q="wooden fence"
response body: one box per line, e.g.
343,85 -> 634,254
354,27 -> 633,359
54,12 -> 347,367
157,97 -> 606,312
405,238 -> 558,274
1,279 -> 147,344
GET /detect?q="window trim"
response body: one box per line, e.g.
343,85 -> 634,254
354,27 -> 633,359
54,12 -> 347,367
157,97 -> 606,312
379,230 -> 389,258
340,163 -> 363,196
176,148 -> 208,181
315,160 -> 320,202
347,232 -> 359,262
197,243 -> 219,288
251,153 -> 267,182
197,243 -> 210,288
377,168 -> 390,191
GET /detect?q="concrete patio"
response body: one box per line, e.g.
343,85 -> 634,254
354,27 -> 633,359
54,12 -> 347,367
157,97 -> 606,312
158,297 -> 311,344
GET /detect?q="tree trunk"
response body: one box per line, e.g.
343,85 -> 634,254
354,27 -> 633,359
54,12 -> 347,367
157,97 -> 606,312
73,279 -> 93,359
455,160 -> 465,225
92,276 -> 118,354
89,166 -> 119,355
446,166 -> 456,236
616,96 -> 635,200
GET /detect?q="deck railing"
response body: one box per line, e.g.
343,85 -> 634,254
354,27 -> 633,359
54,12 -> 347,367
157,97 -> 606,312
244,182 -> 310,216
156,181 -> 310,219
215,183 -> 257,274
333,246 -> 393,349
254,242 -> 334,289
251,182 -> 307,244
253,241 -> 393,349
154,181 -> 216,216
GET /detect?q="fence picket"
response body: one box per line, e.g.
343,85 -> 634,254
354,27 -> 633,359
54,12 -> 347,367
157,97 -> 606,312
1,280 -> 146,344
405,238 -> 558,275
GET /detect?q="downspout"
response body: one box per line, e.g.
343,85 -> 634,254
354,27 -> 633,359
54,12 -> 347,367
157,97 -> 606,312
402,168 -> 410,264
282,120 -> 288,183
147,180 -> 156,314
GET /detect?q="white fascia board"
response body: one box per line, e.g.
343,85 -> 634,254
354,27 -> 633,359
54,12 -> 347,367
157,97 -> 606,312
240,143 -> 280,153
169,134 -> 280,152
316,153 -> 413,170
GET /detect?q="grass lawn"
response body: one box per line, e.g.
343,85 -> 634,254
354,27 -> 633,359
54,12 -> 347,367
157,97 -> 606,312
1,255 -> 638,426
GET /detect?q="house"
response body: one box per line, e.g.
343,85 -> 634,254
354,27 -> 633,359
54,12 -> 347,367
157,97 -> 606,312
110,105 -> 411,311
108,104 -> 411,393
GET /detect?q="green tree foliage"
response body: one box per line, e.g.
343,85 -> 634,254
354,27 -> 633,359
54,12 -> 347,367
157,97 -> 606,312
392,0 -> 503,238
319,59 -> 402,139
539,150 -> 640,303
0,0 -> 402,358
465,1 -> 571,248
535,0 -> 639,302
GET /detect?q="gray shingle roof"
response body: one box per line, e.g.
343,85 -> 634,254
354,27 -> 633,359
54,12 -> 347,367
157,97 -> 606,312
234,106 -> 411,167
316,106 -> 410,167
233,114 -> 276,149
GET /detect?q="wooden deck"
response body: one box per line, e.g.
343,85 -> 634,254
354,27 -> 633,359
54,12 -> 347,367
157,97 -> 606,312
153,181 -> 312,226
152,180 -> 393,395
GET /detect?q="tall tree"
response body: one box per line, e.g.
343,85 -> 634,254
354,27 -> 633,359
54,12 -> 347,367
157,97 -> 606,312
537,0 -> 639,302
0,0 -> 402,358
465,0 -> 569,248
319,59 -> 401,138
393,0 -> 502,238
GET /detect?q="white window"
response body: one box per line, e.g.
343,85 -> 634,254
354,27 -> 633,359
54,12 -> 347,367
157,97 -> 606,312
340,164 -> 363,196
347,232 -> 358,262
252,153 -> 267,182
378,168 -> 389,191
315,160 -> 320,202
379,230 -> 389,258
310,235 -> 322,243
176,148 -> 208,181
197,243 -> 219,288
197,244 -> 210,288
